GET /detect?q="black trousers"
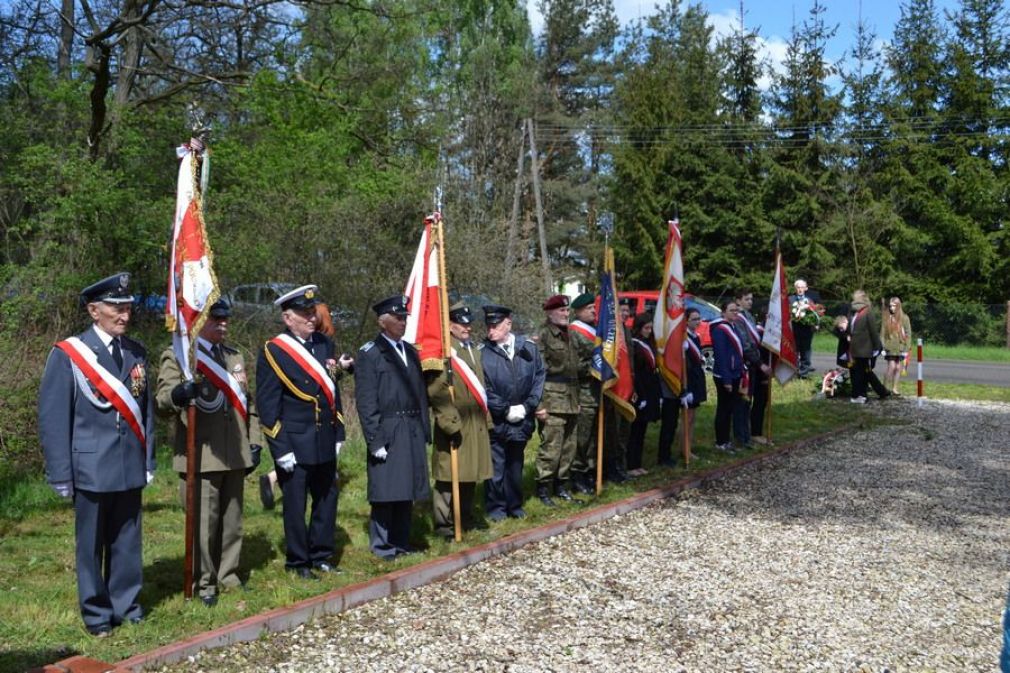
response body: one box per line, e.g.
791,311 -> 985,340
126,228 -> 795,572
750,374 -> 769,436
714,378 -> 740,445
369,500 -> 413,558
485,439 -> 526,518
795,325 -> 814,373
658,397 -> 680,463
851,358 -> 889,398
277,460 -> 338,569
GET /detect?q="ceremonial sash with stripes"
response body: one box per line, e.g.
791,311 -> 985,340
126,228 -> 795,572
269,334 -> 337,414
740,314 -> 760,345
632,338 -> 656,370
569,320 -> 596,342
450,347 -> 488,414
55,337 -> 146,446
683,334 -> 704,364
195,338 -> 248,421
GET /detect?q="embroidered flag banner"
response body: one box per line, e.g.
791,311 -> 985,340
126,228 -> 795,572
404,214 -> 446,371
165,137 -> 219,380
592,247 -> 636,421
653,219 -> 686,395
761,247 -> 799,384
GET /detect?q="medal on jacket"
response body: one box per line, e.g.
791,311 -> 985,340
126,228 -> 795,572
129,363 -> 146,398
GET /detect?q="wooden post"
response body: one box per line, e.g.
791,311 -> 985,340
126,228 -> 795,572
183,403 -> 197,599
505,125 -> 526,279
526,118 -> 551,294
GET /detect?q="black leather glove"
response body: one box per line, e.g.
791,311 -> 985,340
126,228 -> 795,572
449,431 -> 463,447
246,444 -> 262,476
171,381 -> 198,407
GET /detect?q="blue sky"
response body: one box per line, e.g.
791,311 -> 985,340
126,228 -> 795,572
529,0 -> 963,88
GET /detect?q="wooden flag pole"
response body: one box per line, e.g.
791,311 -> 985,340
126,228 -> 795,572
681,404 -> 690,465
434,218 -> 462,543
596,390 -> 605,495
183,401 -> 197,599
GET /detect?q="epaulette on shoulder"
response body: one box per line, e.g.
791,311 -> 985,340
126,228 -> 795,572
361,341 -> 375,352
477,342 -> 486,350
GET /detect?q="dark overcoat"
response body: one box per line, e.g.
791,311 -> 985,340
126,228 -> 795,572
481,336 -> 545,444
355,335 -> 431,503
255,329 -> 345,466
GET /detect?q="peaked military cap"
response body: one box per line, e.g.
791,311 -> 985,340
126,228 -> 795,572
571,292 -> 595,310
275,284 -> 321,311
482,304 -> 512,325
208,297 -> 231,318
448,301 -> 473,325
542,294 -> 570,311
618,296 -> 633,307
80,272 -> 133,307
372,294 -> 409,317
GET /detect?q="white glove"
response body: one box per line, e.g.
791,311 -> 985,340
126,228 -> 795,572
276,452 -> 297,473
372,446 -> 388,461
51,481 -> 74,498
506,404 -> 526,423
146,471 -> 154,485
872,349 -> 882,358
335,442 -> 343,459
338,354 -> 354,369
637,399 -> 648,410
681,392 -> 694,408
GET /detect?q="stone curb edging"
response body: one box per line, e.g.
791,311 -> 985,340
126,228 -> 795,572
40,428 -> 841,673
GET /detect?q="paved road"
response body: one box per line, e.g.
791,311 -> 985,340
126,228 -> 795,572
811,353 -> 1010,387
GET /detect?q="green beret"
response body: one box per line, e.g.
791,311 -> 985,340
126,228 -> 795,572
571,293 -> 595,310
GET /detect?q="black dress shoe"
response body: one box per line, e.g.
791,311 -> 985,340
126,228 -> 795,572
290,567 -> 319,581
259,474 -> 275,510
200,595 -> 218,607
572,479 -> 594,495
508,508 -> 527,519
313,562 -> 342,574
87,624 -> 112,638
555,487 -> 574,501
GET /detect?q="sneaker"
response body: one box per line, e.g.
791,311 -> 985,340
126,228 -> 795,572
849,396 -> 867,404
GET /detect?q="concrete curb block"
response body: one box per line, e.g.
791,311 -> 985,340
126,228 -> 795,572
52,429 -> 841,673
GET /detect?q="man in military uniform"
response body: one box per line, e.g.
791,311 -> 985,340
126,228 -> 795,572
38,273 -> 155,637
567,292 -> 599,495
425,302 -> 492,537
534,294 -> 581,506
481,305 -> 545,520
156,298 -> 262,605
355,295 -> 431,559
256,285 -> 351,579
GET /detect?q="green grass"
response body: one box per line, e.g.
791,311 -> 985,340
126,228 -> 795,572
812,332 -> 1010,362
0,376 -> 994,671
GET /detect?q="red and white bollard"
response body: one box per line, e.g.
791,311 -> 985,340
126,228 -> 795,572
916,338 -> 924,407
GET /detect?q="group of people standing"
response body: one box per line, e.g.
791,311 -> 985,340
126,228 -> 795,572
832,290 -> 913,403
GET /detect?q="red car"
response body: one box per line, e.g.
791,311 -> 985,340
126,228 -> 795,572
618,290 -> 721,370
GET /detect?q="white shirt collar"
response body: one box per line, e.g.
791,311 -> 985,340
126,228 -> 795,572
92,325 -> 116,349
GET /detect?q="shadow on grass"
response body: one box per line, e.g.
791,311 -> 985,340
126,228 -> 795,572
139,531 -> 277,616
1,646 -> 80,672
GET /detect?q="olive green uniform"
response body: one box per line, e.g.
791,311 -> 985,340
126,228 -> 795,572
535,322 -> 580,491
156,345 -> 262,598
569,323 -> 599,487
426,336 -> 493,534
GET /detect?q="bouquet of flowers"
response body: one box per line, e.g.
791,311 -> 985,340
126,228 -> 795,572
791,298 -> 825,329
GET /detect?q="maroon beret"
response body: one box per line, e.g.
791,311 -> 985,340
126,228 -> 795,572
542,294 -> 570,311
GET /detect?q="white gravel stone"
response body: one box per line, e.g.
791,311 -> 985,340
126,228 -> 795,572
155,399 -> 1010,672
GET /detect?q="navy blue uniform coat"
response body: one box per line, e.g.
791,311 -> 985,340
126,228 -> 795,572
481,336 -> 546,443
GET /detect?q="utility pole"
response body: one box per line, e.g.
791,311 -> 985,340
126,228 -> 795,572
526,118 -> 551,293
505,124 -> 526,278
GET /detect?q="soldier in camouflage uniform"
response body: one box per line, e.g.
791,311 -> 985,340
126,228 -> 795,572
567,293 -> 599,495
534,294 -> 581,506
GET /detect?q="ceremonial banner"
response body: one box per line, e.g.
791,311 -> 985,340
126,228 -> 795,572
404,215 -> 445,371
761,248 -> 799,384
653,219 -> 686,395
592,248 -> 636,421
165,138 -> 219,380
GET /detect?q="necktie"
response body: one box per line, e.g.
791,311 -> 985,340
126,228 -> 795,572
396,341 -> 406,364
213,344 -> 224,363
111,338 -> 123,370
503,342 -> 511,357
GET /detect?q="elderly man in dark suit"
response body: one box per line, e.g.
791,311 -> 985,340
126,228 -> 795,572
355,295 -> 431,559
256,284 -> 351,580
38,273 -> 156,637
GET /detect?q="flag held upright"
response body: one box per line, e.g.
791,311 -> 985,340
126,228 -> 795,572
761,247 -> 799,384
592,248 -> 636,421
654,219 -> 686,395
404,214 -> 446,371
165,137 -> 219,381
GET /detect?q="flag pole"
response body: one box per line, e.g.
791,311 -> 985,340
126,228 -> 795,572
596,227 -> 611,496
765,362 -> 773,442
433,210 -> 462,542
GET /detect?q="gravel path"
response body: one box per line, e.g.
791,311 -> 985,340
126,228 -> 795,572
158,399 -> 1010,672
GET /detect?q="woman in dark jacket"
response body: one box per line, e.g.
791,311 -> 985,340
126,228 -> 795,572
627,312 -> 661,475
658,308 -> 708,465
710,301 -> 745,452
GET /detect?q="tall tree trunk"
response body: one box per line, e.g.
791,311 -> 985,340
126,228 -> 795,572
57,0 -> 74,78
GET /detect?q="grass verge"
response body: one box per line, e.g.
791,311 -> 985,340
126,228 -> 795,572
0,377 -> 975,671
812,332 -> 1010,362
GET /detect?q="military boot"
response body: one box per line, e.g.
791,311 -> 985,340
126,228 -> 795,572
536,484 -> 557,507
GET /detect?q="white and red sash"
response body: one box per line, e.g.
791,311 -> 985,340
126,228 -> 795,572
56,337 -> 146,446
195,338 -> 248,421
683,334 -> 704,364
269,334 -> 337,414
632,337 -> 656,370
569,320 -> 596,342
740,314 -> 760,345
450,347 -> 488,414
